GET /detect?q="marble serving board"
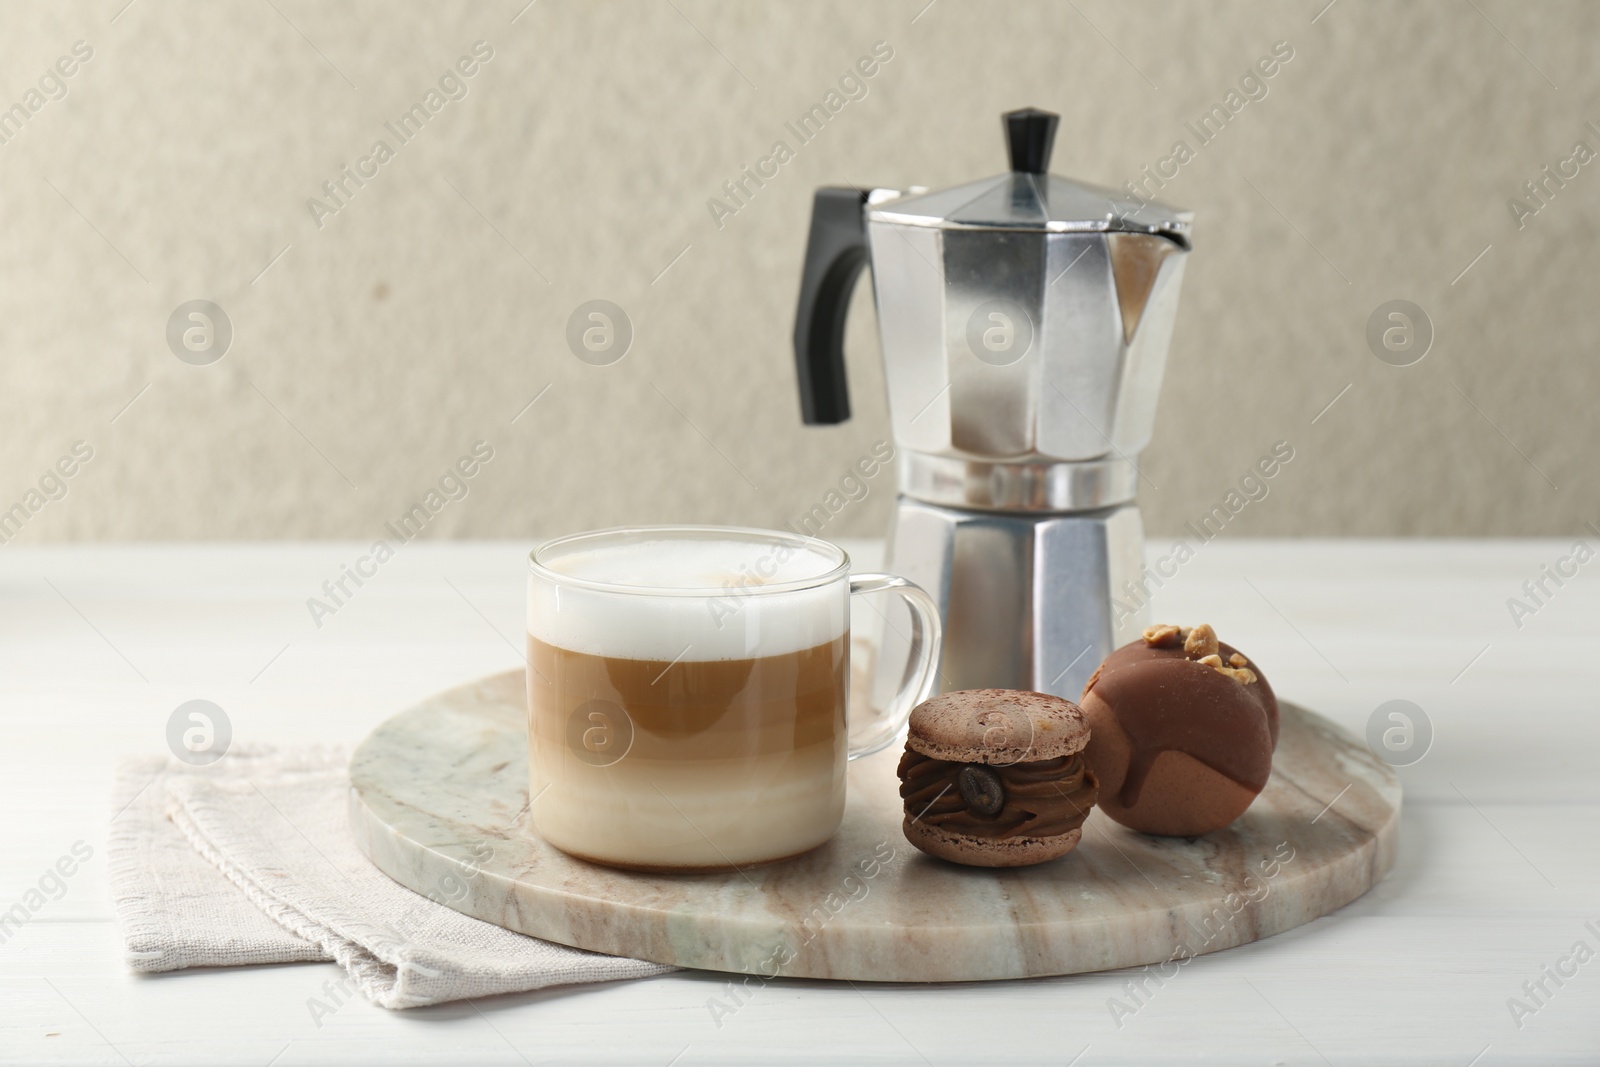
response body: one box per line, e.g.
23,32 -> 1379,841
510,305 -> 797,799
349,670 -> 1400,983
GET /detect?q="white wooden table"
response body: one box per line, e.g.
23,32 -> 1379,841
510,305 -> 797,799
1,540 -> 1595,1065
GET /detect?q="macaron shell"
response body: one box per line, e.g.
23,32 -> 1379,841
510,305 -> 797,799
906,688 -> 1090,764
901,817 -> 1084,868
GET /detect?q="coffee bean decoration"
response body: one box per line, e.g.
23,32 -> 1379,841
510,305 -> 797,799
956,764 -> 1005,817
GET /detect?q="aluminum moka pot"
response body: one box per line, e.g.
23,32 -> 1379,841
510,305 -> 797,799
792,107 -> 1193,700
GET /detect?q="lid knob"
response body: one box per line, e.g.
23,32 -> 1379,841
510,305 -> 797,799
1003,107 -> 1058,175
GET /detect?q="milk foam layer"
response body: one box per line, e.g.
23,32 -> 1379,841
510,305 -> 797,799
545,537 -> 840,590
529,534 -> 848,661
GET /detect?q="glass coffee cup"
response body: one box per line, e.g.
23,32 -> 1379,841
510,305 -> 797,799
526,525 -> 941,871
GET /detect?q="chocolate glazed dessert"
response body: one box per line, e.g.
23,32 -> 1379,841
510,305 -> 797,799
1079,624 -> 1278,837
896,689 -> 1099,867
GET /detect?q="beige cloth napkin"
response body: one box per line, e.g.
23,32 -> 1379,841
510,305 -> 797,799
107,746 -> 672,1008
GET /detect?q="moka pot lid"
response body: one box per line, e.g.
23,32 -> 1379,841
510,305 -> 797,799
869,107 -> 1192,246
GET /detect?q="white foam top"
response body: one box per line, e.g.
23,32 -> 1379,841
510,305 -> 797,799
544,537 -> 840,591
528,534 -> 848,661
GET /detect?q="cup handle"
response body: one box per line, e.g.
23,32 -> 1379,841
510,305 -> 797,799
846,573 -> 943,760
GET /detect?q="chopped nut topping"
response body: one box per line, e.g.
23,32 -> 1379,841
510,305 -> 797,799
1142,623 -> 1182,648
1147,622 -> 1257,683
1184,623 -> 1220,659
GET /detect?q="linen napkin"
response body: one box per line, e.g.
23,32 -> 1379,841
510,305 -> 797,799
107,746 -> 672,1009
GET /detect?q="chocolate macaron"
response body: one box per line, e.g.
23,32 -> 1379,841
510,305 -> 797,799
1080,623 -> 1278,837
896,689 -> 1099,868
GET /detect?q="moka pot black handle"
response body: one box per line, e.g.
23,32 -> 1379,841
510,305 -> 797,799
792,186 -> 870,425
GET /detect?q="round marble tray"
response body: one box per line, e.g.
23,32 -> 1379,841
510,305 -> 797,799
348,670 -> 1400,982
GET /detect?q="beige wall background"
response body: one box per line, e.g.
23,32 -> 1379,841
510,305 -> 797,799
1,0 -> 1595,544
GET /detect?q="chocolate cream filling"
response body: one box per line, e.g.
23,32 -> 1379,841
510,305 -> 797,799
897,750 -> 1099,840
